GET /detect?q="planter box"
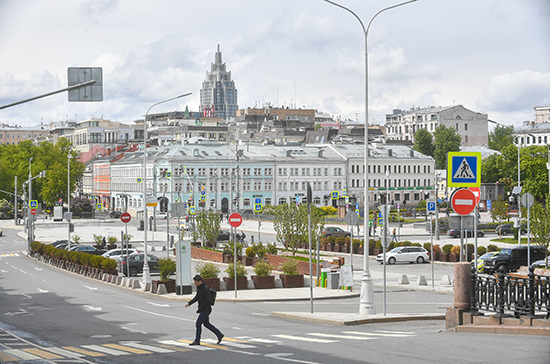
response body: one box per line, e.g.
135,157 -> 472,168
203,278 -> 221,291
252,275 -> 275,289
281,274 -> 304,288
439,254 -> 449,262
243,257 -> 257,266
450,254 -> 459,262
152,279 -> 176,294
223,277 -> 248,290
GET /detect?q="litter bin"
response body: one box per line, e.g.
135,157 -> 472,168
138,220 -> 144,231
326,272 -> 340,289
320,268 -> 331,287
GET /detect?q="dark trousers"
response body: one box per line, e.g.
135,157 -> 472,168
195,311 -> 222,342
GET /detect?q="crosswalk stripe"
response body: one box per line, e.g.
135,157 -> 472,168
62,346 -> 106,357
0,351 -> 21,362
103,343 -> 152,354
308,333 -> 377,340
3,349 -> 42,360
272,334 -> 339,343
81,345 -> 131,356
376,330 -> 415,334
236,336 -> 283,344
22,348 -> 63,359
203,338 -> 256,348
120,341 -> 176,353
221,337 -> 252,343
41,347 -> 85,358
343,331 -> 415,338
159,340 -> 214,351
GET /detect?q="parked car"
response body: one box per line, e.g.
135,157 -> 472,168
471,251 -> 499,272
49,240 -> 68,248
376,246 -> 430,265
321,226 -> 351,238
155,212 -> 168,220
217,229 -> 243,242
109,211 -> 122,218
68,245 -> 106,255
447,229 -> 484,238
531,259 -> 549,268
494,224 -> 526,235
102,248 -> 140,261
483,245 -> 547,274
117,253 -> 160,277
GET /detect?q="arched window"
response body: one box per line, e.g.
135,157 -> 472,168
456,115 -> 462,119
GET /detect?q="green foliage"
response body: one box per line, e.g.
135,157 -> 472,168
491,200 -> 509,229
529,198 -> 550,257
318,206 -> 337,216
196,262 -> 221,279
477,246 -> 487,256
102,258 -> 117,270
196,210 -> 221,246
107,235 -> 118,245
487,244 -> 499,252
279,259 -> 299,275
433,125 -> 461,169
223,240 -> 244,257
245,246 -> 255,258
90,255 -> 103,269
71,234 -> 81,244
488,125 -> 515,152
251,243 -> 267,259
158,258 -> 176,282
442,244 -> 454,255
423,243 -> 431,251
273,204 -> 325,256
253,260 -> 273,277
92,234 -> 105,249
413,128 -> 434,156
266,243 -> 277,255
79,253 -> 91,267
226,261 -> 247,278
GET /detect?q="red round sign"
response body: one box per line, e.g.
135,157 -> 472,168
229,212 -> 243,228
451,188 -> 476,216
120,212 -> 131,223
31,209 -> 37,215
469,187 -> 481,205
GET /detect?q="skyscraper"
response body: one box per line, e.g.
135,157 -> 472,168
200,45 -> 238,119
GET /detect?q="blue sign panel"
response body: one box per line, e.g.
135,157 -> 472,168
447,152 -> 481,187
427,202 -> 436,212
255,197 -> 262,204
487,200 -> 492,211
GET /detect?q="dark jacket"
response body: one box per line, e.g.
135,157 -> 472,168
187,283 -> 211,313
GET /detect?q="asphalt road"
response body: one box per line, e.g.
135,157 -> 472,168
2,224 -> 550,364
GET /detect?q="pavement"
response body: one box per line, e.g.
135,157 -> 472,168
5,213 -> 519,327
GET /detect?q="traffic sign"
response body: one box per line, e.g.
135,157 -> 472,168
254,203 -> 263,212
427,201 -> 436,212
447,152 -> 481,187
166,171 -> 171,177
342,189 -> 346,197
29,200 -> 38,209
96,203 -> 103,210
120,212 -> 131,223
451,188 -> 476,215
345,210 -> 359,225
487,200 -> 492,211
255,197 -> 262,204
31,209 -> 37,215
469,187 -> 481,205
229,212 -> 243,228
521,193 -> 535,208
190,206 -> 196,215
137,178 -> 142,183
200,195 -> 206,202
331,191 -> 339,200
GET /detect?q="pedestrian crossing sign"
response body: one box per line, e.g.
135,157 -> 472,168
447,152 -> 481,187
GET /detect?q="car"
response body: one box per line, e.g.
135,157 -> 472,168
447,229 -> 485,238
376,246 -> 430,265
217,229 -> 243,242
321,226 -> 351,238
483,245 -> 547,274
494,224 -> 526,235
531,259 -> 549,268
49,240 -> 69,249
471,251 -> 499,272
68,245 -> 106,255
109,211 -> 122,218
102,248 -> 140,261
241,209 -> 254,216
155,212 -> 168,219
117,253 -> 160,277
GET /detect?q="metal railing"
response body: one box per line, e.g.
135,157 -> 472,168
471,266 -> 550,318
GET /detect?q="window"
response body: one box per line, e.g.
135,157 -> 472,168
265,168 -> 272,176
278,197 -> 287,205
464,123 -> 468,131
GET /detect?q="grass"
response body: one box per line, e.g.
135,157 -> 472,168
491,237 -> 529,245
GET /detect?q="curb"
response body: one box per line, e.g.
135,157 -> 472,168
270,312 -> 446,325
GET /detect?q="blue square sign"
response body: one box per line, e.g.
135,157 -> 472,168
427,202 -> 436,212
447,152 -> 481,187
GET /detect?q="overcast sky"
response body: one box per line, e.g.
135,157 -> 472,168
1,0 -> 549,129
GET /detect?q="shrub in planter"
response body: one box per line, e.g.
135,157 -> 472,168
279,259 -> 304,288
226,261 -> 248,278
279,259 -> 299,275
442,244 -> 454,255
254,260 -> 273,277
107,235 -> 118,250
158,258 -> 176,282
433,244 -> 442,254
90,255 -> 103,269
252,260 -> 275,289
266,243 -> 277,255
450,245 -> 461,256
487,244 -> 499,252
223,240 -> 244,258
327,236 -> 336,246
477,246 -> 487,256
196,263 -> 222,292
102,257 -> 117,271
224,261 -> 248,290
252,243 -> 267,260
79,253 -> 92,267
245,247 -> 256,258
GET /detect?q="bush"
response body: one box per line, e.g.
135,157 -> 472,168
266,243 -> 277,255
353,239 -> 362,247
487,244 -> 499,252
466,243 -> 475,255
253,260 -> 273,277
279,259 -> 299,275
423,243 -> 432,251
433,244 -> 442,254
158,258 -> 176,282
245,247 -> 255,258
226,262 -> 247,278
223,240 -> 244,257
335,237 -> 345,246
252,243 -> 267,259
442,244 -> 454,255
450,245 -> 461,255
327,236 -> 336,245
477,246 -> 487,256
102,258 -> 117,270
90,255 -> 103,269
196,262 -> 220,279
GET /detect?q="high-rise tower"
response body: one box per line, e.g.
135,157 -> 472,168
200,45 -> 238,119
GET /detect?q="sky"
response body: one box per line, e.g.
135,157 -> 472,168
0,0 -> 549,129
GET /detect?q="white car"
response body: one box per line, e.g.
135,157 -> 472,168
376,246 -> 430,265
102,248 -> 140,261
155,212 -> 168,219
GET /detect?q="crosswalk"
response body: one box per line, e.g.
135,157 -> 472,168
0,330 -> 416,361
0,253 -> 20,259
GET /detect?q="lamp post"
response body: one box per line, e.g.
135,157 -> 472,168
67,150 -> 72,251
142,93 -> 191,285
324,0 -> 417,315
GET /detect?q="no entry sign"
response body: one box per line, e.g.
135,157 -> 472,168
229,212 -> 243,228
451,188 -> 476,216
120,212 -> 131,223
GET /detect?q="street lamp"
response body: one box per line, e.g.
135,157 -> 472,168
142,93 -> 191,285
324,0 -> 417,315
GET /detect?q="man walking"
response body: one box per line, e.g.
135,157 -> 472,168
185,275 -> 224,346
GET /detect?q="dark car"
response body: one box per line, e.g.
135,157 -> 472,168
483,245 -> 547,274
109,211 -> 122,218
117,253 -> 160,277
49,240 -> 69,249
447,229 -> 484,238
68,245 -> 106,255
321,226 -> 351,238
494,224 -> 526,235
217,229 -> 243,242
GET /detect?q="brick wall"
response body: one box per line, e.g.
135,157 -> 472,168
191,247 -> 224,263
265,254 -> 318,276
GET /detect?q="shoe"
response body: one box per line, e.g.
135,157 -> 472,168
189,341 -> 200,346
217,334 -> 224,344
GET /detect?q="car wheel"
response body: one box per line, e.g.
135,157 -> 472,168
345,234 -> 350,238
325,235 -> 331,237
416,256 -> 425,264
502,231 -> 507,236
388,257 -> 396,265
129,267 -> 138,277
497,264 -> 508,274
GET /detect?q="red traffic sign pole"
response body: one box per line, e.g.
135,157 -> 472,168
120,212 -> 131,223
451,188 -> 476,215
31,209 -> 37,215
229,212 -> 243,228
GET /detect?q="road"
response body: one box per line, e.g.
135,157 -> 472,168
1,224 -> 549,363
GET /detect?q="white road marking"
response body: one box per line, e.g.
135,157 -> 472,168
236,336 -> 283,344
3,349 -> 42,360
42,347 -> 85,358
4,309 -> 28,316
37,288 -> 48,293
308,333 -> 377,340
159,340 -> 214,351
123,305 -> 194,322
264,352 -> 323,364
343,331 -> 415,337
146,302 -> 170,307
82,305 -> 102,312
272,334 -> 338,343
81,345 -> 130,356
83,285 -> 98,290
203,338 -> 257,348
119,341 -> 175,353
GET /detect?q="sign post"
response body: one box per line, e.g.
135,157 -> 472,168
229,212 -> 243,298
120,212 -> 131,276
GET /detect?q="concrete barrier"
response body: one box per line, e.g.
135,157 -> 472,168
417,275 -> 428,285
398,275 -> 409,284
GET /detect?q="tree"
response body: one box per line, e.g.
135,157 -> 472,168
490,199 -> 509,238
413,128 -> 434,156
196,210 -> 221,247
529,199 -> 550,268
273,204 -> 325,256
433,125 -> 461,169
488,125 -> 515,151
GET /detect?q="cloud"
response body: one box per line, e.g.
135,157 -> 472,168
478,70 -> 550,112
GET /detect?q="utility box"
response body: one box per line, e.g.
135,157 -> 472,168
326,272 -> 340,289
53,206 -> 63,222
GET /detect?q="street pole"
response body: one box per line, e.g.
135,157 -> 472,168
14,176 -> 17,226
28,158 -> 33,249
324,0 -> 417,316
68,150 -> 72,251
142,93 -> 191,286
